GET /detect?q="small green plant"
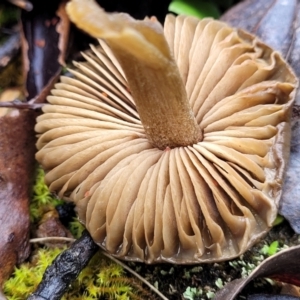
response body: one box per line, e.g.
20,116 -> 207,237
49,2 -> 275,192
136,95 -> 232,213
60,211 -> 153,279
183,286 -> 203,300
229,255 -> 260,278
273,215 -> 285,226
215,278 -> 224,289
183,286 -> 216,300
260,241 -> 281,256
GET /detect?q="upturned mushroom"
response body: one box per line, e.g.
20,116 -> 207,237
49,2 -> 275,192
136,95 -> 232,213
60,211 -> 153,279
35,0 -> 298,263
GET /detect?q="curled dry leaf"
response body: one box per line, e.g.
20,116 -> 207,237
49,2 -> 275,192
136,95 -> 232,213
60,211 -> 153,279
21,0 -> 70,102
35,0 -> 297,263
222,0 -> 300,234
214,245 -> 300,300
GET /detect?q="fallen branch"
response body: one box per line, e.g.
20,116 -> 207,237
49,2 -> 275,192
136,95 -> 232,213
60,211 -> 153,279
27,230 -> 98,300
27,232 -> 168,300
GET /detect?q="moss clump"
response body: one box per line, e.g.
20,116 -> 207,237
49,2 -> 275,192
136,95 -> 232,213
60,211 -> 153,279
30,167 -> 64,223
3,248 -> 64,299
4,250 -> 153,300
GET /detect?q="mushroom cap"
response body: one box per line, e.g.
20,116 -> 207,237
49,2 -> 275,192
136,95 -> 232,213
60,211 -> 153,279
35,15 -> 297,263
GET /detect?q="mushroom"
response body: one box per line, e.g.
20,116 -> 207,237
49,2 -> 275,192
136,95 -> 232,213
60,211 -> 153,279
35,0 -> 298,263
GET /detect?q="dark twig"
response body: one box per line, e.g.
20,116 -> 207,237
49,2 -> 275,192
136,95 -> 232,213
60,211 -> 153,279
0,100 -> 44,110
27,230 -> 98,300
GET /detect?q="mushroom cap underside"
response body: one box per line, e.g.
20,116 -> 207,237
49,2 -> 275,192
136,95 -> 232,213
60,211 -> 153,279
35,15 -> 297,263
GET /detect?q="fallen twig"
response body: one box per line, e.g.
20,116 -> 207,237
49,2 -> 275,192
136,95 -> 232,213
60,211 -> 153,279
0,100 -> 44,110
29,237 -> 76,244
27,230 -> 98,300
28,232 -> 168,300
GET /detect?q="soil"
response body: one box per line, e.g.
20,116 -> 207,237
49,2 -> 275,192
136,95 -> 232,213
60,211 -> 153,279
123,221 -> 300,300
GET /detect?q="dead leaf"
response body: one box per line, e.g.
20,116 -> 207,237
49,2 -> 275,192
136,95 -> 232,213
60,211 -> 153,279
21,0 -> 70,101
35,210 -> 73,248
214,245 -> 300,300
248,295 -> 300,300
0,106 -> 36,285
280,107 -> 300,233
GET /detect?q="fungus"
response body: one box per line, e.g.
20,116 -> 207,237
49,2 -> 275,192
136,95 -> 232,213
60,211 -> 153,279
35,0 -> 298,263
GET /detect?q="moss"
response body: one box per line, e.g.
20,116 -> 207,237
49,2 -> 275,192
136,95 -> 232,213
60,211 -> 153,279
68,219 -> 86,239
4,248 -> 63,299
4,250 -> 154,300
30,167 -> 64,223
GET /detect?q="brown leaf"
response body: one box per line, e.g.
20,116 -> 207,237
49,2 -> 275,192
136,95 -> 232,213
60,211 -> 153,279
214,245 -> 300,300
35,210 -> 73,248
0,106 -> 36,285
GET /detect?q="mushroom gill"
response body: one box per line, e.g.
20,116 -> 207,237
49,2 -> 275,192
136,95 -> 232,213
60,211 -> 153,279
35,0 -> 298,263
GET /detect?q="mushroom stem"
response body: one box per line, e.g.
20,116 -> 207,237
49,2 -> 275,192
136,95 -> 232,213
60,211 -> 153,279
66,0 -> 202,149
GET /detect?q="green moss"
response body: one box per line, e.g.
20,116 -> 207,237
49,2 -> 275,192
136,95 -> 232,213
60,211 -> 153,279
31,167 -> 86,238
4,250 -> 153,300
30,167 -> 64,223
4,248 -> 63,299
68,219 -> 86,239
